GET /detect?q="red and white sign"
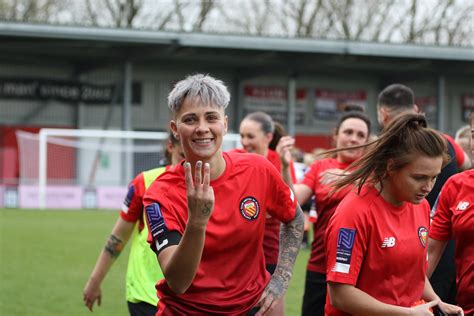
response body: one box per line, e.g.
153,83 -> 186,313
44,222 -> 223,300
243,85 -> 307,125
314,89 -> 367,119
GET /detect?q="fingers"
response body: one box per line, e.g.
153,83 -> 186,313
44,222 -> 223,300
203,163 -> 210,187
186,161 -> 210,188
276,136 -> 295,154
84,296 -> 94,311
255,296 -> 276,316
184,162 -> 194,192
195,161 -> 203,185
425,300 -> 440,308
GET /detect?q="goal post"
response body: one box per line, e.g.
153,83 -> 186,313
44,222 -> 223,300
16,128 -> 241,209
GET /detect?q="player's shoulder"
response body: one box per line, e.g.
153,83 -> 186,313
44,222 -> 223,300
339,186 -> 377,212
226,150 -> 271,167
148,164 -> 183,190
445,169 -> 474,187
309,157 -> 336,170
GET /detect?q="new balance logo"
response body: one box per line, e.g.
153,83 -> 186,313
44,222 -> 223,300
381,237 -> 396,248
456,201 -> 470,211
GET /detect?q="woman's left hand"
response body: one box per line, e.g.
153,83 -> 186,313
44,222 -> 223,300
437,301 -> 464,316
254,277 -> 284,316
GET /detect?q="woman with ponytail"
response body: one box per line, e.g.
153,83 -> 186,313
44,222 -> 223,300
325,113 -> 464,316
296,107 -> 371,316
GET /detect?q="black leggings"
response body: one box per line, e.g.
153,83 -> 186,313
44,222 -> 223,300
301,271 -> 326,316
127,301 -> 157,316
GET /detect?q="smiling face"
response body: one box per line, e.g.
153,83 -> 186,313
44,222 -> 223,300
170,96 -> 228,164
239,119 -> 273,156
383,155 -> 443,206
334,117 -> 369,163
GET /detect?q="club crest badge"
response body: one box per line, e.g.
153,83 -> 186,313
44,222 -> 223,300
240,196 -> 260,221
418,226 -> 428,248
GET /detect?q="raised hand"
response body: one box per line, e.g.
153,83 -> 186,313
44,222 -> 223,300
185,161 -> 214,227
276,136 -> 295,168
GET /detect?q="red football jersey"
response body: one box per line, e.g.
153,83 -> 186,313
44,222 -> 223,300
144,151 -> 297,315
430,170 -> 474,314
325,186 -> 430,316
230,148 -> 297,265
300,158 -> 351,273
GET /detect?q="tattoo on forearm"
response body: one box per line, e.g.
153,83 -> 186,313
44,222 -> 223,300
271,205 -> 304,296
201,202 -> 212,216
104,234 -> 123,258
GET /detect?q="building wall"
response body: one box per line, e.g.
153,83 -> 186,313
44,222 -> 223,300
1,60 -> 473,139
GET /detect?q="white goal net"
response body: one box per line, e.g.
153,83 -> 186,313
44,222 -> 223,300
16,128 -> 241,209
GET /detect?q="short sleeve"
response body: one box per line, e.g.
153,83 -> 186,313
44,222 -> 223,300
430,179 -> 455,241
120,173 -> 146,223
325,197 -> 368,286
300,160 -> 320,190
264,161 -> 298,223
144,189 -> 185,254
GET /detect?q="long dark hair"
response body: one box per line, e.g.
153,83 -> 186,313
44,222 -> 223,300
331,112 -> 449,193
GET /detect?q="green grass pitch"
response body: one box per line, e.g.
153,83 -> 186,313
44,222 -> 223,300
0,208 -> 310,316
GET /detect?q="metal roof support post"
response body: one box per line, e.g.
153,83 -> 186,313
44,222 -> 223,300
287,76 -> 296,136
122,61 -> 133,184
123,61 -> 133,132
232,76 -> 241,132
437,76 -> 446,132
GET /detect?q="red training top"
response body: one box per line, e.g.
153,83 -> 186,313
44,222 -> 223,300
430,170 -> 474,315
144,151 -> 297,315
325,186 -> 430,316
231,148 -> 297,265
300,158 -> 351,273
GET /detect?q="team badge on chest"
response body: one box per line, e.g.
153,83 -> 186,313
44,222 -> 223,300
418,226 -> 428,248
240,196 -> 260,220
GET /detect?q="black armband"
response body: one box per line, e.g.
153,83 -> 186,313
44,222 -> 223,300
151,230 -> 181,255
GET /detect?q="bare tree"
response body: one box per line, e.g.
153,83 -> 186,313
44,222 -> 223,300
275,0 -> 325,37
387,0 -> 474,45
83,0 -> 143,27
1,0 -> 471,46
79,0 -> 215,31
193,0 -> 214,31
216,0 -> 273,35
0,0 -> 68,22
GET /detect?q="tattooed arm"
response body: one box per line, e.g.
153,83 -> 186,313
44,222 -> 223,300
83,217 -> 134,311
157,161 -> 215,294
256,203 -> 305,315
